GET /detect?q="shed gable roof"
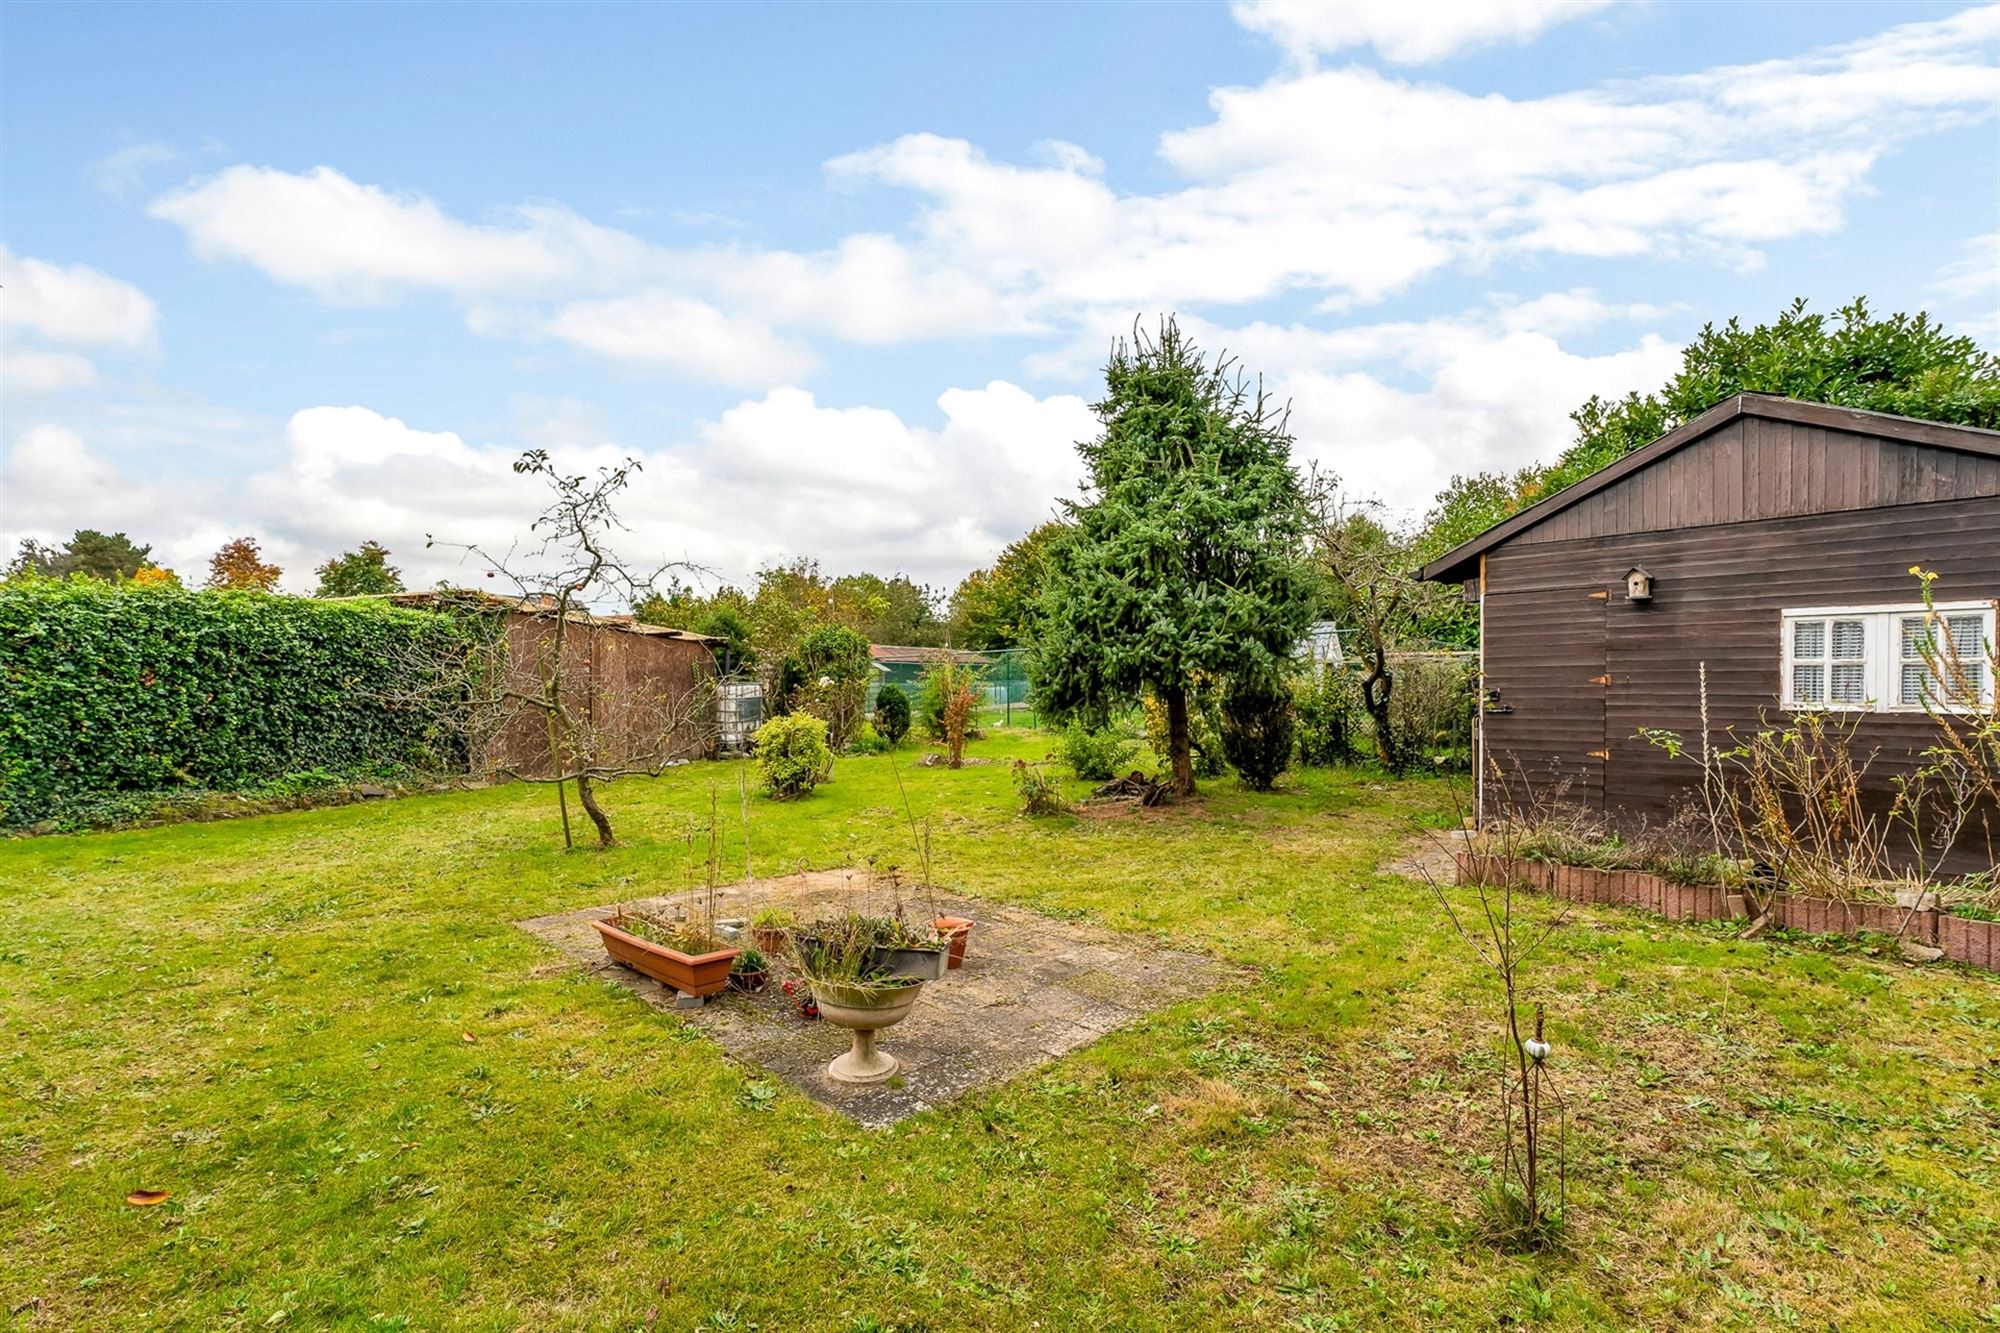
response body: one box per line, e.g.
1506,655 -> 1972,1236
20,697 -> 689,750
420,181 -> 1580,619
1417,395 -> 2000,585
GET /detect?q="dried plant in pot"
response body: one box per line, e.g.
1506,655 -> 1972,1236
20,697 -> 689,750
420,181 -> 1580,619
592,788 -> 741,997
792,917 -> 927,1084
593,908 -> 740,997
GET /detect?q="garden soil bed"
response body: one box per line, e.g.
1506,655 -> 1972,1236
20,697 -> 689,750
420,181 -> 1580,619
518,869 -> 1240,1126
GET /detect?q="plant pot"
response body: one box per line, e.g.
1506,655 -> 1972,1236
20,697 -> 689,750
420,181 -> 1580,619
811,977 -> 926,1084
866,944 -> 948,982
729,967 -> 770,994
932,916 -> 974,969
591,919 -> 740,997
749,925 -> 791,957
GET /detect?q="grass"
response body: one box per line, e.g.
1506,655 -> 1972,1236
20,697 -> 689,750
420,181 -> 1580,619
3,729 -> 1998,1330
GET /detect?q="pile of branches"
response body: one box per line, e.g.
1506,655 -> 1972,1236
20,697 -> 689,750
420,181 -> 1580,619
1090,771 -> 1168,807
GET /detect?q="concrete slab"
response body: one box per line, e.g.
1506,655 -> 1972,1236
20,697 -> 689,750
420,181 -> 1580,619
517,869 -> 1239,1127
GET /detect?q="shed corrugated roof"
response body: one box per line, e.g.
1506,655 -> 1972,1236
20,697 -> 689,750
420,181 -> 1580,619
869,644 -> 993,666
381,589 -> 721,641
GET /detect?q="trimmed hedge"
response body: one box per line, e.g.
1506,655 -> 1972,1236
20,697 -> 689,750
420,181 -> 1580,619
0,580 -> 473,826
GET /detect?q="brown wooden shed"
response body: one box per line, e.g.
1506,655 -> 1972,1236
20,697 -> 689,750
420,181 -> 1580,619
388,591 -> 720,779
1418,394 -> 2000,867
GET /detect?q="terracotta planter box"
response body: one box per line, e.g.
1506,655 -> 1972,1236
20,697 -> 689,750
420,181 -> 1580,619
1940,915 -> 2000,969
592,919 -> 740,996
749,925 -> 790,957
1452,852 -> 1994,971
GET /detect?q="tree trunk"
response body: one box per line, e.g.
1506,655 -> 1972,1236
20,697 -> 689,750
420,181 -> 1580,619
1164,683 -> 1196,797
1362,654 -> 1397,772
574,771 -> 616,849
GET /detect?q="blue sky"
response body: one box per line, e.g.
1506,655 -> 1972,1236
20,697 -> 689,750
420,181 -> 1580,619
3,1 -> 1996,594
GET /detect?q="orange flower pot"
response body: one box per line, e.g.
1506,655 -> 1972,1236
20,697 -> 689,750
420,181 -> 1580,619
932,916 -> 975,969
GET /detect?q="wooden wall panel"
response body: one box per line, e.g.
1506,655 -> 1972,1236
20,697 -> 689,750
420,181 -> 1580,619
1516,423 -> 2000,545
1485,494 -> 2000,871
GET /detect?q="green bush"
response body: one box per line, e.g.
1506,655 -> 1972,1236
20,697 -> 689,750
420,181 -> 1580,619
845,721 -> 888,756
1220,671 -> 1294,792
1056,721 -> 1138,781
872,682 -> 911,746
1012,758 -> 1070,816
753,713 -> 833,799
1387,655 -> 1478,772
1294,664 -> 1360,766
0,580 -> 473,826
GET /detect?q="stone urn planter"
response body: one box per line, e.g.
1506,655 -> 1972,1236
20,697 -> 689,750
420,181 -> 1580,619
592,917 -> 739,997
812,977 -> 926,1084
932,916 -> 975,969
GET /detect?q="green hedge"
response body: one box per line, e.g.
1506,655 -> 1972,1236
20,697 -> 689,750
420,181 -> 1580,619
0,581 -> 473,826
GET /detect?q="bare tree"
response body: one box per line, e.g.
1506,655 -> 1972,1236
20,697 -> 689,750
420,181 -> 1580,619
1412,787 -> 1571,1248
425,450 -> 716,849
1315,495 -> 1453,773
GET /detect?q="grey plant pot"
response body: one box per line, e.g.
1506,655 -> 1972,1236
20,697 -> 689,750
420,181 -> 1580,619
867,945 -> 948,982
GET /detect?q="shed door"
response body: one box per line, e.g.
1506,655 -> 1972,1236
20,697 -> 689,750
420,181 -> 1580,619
1480,586 -> 1608,815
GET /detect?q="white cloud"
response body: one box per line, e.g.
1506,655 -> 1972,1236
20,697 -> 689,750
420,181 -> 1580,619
1932,231 -> 2000,303
2,424 -> 209,574
89,140 -> 184,198
0,247 -> 158,346
139,8 -> 1998,386
0,348 -> 97,394
3,383 -> 1098,594
543,292 -> 819,386
148,165 -> 628,304
1231,0 -> 1612,66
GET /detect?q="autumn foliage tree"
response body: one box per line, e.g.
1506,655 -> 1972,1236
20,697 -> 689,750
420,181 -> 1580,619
205,537 -> 283,591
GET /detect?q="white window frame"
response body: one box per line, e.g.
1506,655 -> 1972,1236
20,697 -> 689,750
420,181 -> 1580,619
1780,601 -> 1996,714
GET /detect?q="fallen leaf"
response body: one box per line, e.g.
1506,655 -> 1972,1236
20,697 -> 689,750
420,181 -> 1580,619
126,1189 -> 169,1206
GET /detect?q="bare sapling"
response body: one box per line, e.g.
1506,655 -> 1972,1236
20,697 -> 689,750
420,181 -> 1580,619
1412,781 -> 1571,1248
425,450 -> 717,849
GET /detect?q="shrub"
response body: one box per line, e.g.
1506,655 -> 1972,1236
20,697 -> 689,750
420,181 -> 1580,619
1057,721 -> 1138,781
1012,759 -> 1070,816
917,652 -> 983,743
872,682 -> 911,747
942,678 -> 976,768
0,580 -> 473,826
753,713 -> 833,799
788,624 -> 872,748
1220,671 -> 1294,792
1387,655 -> 1477,773
1294,664 -> 1360,766
845,722 -> 888,756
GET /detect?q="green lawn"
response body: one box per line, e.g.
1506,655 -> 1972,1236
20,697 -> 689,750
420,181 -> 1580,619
4,731 -> 1997,1331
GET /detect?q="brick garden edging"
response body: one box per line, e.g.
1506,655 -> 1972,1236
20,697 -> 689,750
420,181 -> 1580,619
1453,852 -> 2000,974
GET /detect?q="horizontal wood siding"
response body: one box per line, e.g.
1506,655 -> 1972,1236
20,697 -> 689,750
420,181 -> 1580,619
1516,419 -> 2000,545
1484,494 -> 2000,871
1480,586 -> 1605,807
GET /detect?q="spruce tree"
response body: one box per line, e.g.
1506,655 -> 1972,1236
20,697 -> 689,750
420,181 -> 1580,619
1029,318 -> 1315,796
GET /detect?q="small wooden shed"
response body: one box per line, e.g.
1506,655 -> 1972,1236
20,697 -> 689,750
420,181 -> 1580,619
389,591 -> 720,778
1418,394 -> 2000,865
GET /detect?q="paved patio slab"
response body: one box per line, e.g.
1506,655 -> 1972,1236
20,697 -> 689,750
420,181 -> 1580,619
517,869 -> 1239,1127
